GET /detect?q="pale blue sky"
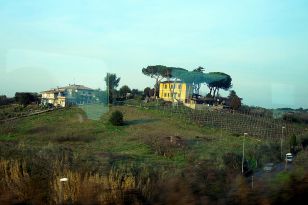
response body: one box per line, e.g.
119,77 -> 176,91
0,0 -> 308,108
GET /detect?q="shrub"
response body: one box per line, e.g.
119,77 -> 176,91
14,92 -> 39,106
289,134 -> 298,153
109,110 -> 124,126
223,152 -> 242,171
300,134 -> 308,149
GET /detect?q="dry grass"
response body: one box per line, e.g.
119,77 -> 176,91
0,159 -> 32,203
0,158 -> 147,204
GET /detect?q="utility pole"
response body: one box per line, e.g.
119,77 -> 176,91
242,133 -> 248,175
281,126 -> 286,160
251,175 -> 254,189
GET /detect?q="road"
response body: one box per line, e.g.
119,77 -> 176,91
253,161 -> 294,179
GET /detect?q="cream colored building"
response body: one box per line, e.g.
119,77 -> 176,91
41,89 -> 67,107
41,84 -> 99,107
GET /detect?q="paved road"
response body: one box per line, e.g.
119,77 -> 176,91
254,161 -> 294,179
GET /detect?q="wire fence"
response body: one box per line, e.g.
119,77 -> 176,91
130,103 -> 304,141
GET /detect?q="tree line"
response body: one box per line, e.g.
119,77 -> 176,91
104,65 -> 242,109
141,65 -> 241,110
104,73 -> 146,104
0,93 -> 40,106
142,65 -> 233,99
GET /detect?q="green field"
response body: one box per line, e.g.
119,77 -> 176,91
0,105 -> 307,204
0,105 -> 270,167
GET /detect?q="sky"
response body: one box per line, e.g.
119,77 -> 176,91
0,0 -> 308,109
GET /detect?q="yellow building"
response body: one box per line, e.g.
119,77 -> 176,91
159,81 -> 193,102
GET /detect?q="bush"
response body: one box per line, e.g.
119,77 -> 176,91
300,134 -> 308,149
223,152 -> 242,171
0,95 -> 14,106
15,92 -> 39,106
283,113 -> 308,124
109,110 -> 124,126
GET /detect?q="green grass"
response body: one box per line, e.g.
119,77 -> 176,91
0,104 -> 280,170
269,171 -> 292,193
0,133 -> 17,141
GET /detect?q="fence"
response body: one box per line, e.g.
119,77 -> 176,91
133,104 -> 303,141
0,108 -> 64,123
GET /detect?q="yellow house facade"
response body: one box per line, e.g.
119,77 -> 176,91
159,81 -> 193,102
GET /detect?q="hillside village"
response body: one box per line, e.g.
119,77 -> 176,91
38,66 -> 241,112
39,80 -> 235,110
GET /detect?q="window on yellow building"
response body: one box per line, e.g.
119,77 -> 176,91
167,93 -> 170,97
178,93 -> 181,98
164,93 -> 167,97
170,85 -> 173,89
164,84 -> 167,89
178,84 -> 181,89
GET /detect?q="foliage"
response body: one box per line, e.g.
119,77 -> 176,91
142,65 -> 171,98
15,92 -> 39,106
170,69 -> 232,98
109,110 -> 124,126
104,73 -> 120,90
193,66 -> 205,73
178,70 -> 207,95
239,105 -> 273,118
104,73 -> 121,103
191,67 -> 205,94
142,65 -> 170,79
255,143 -> 281,165
144,87 -> 151,97
229,90 -> 242,110
149,88 -> 155,97
223,152 -> 242,171
228,90 -> 237,99
289,134 -> 297,153
300,134 -> 308,149
0,95 -> 14,106
283,112 -> 308,124
131,89 -> 143,97
119,85 -> 131,98
142,65 -> 233,99
206,72 -> 232,98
